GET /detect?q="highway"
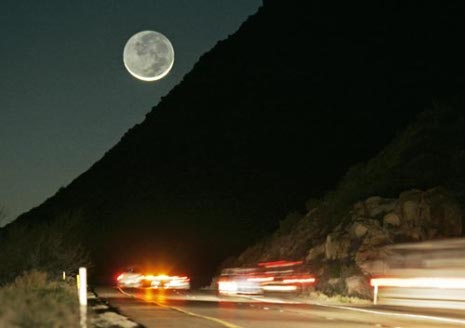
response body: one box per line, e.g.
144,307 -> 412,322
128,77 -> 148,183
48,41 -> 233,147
94,287 -> 465,328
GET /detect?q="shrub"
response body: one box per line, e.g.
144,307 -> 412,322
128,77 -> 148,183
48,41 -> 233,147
0,271 -> 80,327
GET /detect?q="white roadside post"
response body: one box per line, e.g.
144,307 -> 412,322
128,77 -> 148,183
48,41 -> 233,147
373,283 -> 379,305
78,267 -> 87,328
79,267 -> 87,306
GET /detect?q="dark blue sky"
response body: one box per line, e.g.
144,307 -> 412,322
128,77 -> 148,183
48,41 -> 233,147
0,0 -> 261,224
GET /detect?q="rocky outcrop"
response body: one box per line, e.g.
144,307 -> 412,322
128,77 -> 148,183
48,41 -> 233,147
235,187 -> 462,298
310,187 -> 462,297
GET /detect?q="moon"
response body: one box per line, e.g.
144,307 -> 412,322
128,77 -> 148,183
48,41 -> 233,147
123,30 -> 174,82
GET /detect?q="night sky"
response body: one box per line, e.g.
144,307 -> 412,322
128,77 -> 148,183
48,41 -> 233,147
0,0 -> 261,224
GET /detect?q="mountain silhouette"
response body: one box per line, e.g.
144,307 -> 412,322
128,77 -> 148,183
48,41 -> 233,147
6,0 -> 465,284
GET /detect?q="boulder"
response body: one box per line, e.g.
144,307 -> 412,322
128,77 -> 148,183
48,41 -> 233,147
355,224 -> 391,272
372,201 -> 397,217
345,275 -> 371,297
325,234 -> 350,260
407,226 -> 424,240
362,259 -> 389,275
365,196 -> 397,218
306,243 -> 325,261
328,278 -> 341,286
364,224 -> 390,246
403,200 -> 419,221
383,213 -> 400,226
364,196 -> 382,217
351,222 -> 368,238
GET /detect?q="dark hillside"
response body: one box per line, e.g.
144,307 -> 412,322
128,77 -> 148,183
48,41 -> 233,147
323,102 -> 465,224
235,103 -> 465,296
4,0 -> 465,283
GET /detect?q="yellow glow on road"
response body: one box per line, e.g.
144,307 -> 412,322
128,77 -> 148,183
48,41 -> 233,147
156,289 -> 166,303
144,288 -> 154,301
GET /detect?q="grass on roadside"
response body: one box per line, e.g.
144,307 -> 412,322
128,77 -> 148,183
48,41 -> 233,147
0,270 -> 80,328
301,291 -> 371,305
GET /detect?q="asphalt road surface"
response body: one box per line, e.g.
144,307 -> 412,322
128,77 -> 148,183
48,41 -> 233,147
94,287 -> 465,328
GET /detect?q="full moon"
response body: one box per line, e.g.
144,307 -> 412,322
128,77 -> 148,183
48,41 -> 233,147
123,30 -> 174,82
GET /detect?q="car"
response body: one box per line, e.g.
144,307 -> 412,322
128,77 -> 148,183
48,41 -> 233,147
116,270 -> 144,288
217,268 -> 264,295
116,269 -> 191,290
146,274 -> 191,290
217,261 -> 316,295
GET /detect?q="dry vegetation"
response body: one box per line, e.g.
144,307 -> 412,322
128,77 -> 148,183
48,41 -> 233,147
302,291 -> 371,305
0,271 -> 80,327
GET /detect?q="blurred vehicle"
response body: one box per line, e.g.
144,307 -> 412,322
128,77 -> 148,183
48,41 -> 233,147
218,268 -> 264,295
368,238 -> 465,309
258,261 -> 316,292
218,261 -> 315,295
116,269 -> 144,288
146,274 -> 191,290
117,269 -> 190,290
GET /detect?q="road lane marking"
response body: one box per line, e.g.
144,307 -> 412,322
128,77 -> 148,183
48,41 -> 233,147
244,293 -> 465,325
162,305 -> 243,328
118,288 -> 465,326
116,287 -> 136,298
318,303 -> 465,326
248,296 -> 300,304
117,287 -> 243,328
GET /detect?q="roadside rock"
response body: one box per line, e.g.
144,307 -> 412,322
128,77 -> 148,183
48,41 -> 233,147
364,196 -> 382,215
328,278 -> 341,286
383,213 -> 400,226
235,187 -> 463,300
318,188 -> 461,296
351,222 -> 368,238
403,200 -> 419,222
365,197 -> 396,218
325,234 -> 350,260
306,243 -> 325,261
345,275 -> 371,298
